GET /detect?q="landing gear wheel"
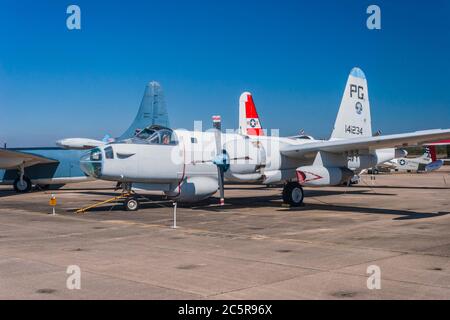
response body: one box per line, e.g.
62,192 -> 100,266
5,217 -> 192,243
124,197 -> 139,211
282,182 -> 304,207
13,177 -> 32,193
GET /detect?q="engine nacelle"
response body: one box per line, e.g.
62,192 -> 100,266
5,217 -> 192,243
347,154 -> 377,170
347,149 -> 408,170
296,166 -> 354,186
374,148 -> 407,165
165,176 -> 218,202
225,138 -> 266,175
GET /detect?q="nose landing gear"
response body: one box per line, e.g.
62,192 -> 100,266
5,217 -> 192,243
75,183 -> 143,213
282,182 -> 304,207
124,197 -> 139,211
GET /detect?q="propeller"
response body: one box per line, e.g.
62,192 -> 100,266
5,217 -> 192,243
191,116 -> 250,205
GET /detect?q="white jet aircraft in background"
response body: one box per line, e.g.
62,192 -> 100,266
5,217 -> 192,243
77,68 -> 450,210
378,147 -> 443,173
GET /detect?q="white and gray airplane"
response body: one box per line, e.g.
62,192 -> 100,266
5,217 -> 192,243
379,148 -> 444,173
77,68 -> 450,210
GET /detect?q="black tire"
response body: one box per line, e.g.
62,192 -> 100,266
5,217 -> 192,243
13,177 -> 32,193
282,182 -> 304,207
124,197 -> 139,211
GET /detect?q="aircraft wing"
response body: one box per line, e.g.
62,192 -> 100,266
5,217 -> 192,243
377,161 -> 397,169
0,149 -> 59,170
281,129 -> 450,158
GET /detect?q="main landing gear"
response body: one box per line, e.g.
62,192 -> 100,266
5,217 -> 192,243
13,176 -> 32,193
282,181 -> 304,207
13,164 -> 32,193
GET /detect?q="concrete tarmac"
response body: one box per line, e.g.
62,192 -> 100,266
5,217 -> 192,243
0,170 -> 449,299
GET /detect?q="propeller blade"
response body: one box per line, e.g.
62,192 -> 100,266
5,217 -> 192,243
212,115 -> 222,153
217,167 -> 225,206
212,115 -> 225,205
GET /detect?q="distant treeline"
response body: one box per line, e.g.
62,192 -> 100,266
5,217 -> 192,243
405,145 -> 449,158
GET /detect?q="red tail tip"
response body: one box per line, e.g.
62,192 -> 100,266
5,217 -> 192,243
429,146 -> 437,162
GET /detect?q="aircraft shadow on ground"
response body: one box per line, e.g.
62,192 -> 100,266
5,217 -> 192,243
2,188 -> 446,221
0,190 -> 17,198
277,203 -> 449,220
356,185 -> 450,190
0,187 -> 116,198
59,188 -> 391,213
187,191 -> 447,221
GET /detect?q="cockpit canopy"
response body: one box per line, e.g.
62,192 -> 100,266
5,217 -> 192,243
133,125 -> 177,145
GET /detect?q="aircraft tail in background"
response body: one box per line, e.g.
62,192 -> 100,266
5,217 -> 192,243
119,81 -> 170,140
331,67 -> 372,140
425,146 -> 437,161
424,146 -> 443,172
58,81 -> 170,149
239,92 -> 264,136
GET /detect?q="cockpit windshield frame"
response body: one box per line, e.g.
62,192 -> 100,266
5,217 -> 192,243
133,125 -> 178,146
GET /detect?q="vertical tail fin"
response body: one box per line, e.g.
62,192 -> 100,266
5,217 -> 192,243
239,92 -> 264,136
331,67 -> 372,140
118,81 -> 170,140
425,146 -> 437,161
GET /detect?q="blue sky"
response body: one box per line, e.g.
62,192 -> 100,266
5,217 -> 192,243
0,0 -> 449,146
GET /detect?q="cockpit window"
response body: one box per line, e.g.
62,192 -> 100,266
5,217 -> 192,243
136,128 -> 156,140
90,148 -> 103,161
105,146 -> 114,159
134,126 -> 177,145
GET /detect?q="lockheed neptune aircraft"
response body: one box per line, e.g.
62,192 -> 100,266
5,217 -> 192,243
78,68 -> 450,210
0,81 -> 169,192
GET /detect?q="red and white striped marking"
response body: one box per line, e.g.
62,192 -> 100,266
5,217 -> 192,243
239,93 -> 264,136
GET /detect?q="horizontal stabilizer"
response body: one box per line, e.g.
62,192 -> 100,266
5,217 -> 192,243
425,160 -> 444,172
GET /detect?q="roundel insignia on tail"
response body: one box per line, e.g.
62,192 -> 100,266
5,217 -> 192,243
331,67 -> 372,139
355,102 -> 363,115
